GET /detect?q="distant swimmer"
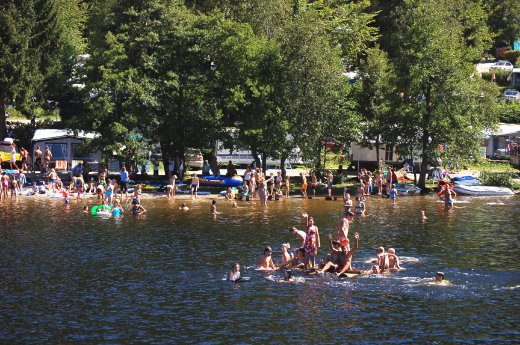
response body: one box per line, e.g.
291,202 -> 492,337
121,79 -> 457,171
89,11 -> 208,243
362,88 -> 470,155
387,248 -> 401,271
179,203 -> 189,211
227,263 -> 241,282
257,246 -> 276,270
283,269 -> 294,282
434,271 -> 450,285
421,210 -> 427,220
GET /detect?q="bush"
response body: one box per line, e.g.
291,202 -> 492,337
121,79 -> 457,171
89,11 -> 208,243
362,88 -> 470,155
481,70 -> 511,86
479,171 -> 513,188
504,50 -> 520,65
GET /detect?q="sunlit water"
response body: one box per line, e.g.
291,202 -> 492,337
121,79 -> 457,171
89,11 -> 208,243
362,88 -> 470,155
1,193 -> 519,344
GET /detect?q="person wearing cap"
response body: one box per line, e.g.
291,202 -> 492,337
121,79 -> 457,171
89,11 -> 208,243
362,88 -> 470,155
434,272 -> 450,284
280,243 -> 293,266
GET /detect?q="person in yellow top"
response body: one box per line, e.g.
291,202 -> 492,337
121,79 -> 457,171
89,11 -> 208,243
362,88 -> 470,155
434,271 -> 450,285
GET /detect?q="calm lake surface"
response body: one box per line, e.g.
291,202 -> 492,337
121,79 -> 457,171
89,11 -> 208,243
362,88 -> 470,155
1,194 -> 519,344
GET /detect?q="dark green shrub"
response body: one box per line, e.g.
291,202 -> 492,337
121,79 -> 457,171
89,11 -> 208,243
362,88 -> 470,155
479,171 -> 513,188
481,70 -> 511,86
504,50 -> 520,65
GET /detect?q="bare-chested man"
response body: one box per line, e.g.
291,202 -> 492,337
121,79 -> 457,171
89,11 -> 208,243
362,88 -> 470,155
43,146 -> 52,170
289,226 -> 306,249
336,212 -> 354,250
443,186 -> 457,209
335,232 -> 361,276
387,248 -> 401,271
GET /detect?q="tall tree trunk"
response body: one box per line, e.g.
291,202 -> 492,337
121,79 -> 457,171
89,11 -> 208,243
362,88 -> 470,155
261,152 -> 267,174
0,100 -> 7,140
375,137 -> 381,170
418,129 -> 430,189
281,155 -> 287,179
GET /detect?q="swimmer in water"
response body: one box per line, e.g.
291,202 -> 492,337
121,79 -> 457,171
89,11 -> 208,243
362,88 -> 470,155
112,200 -> 124,217
280,243 -> 293,266
257,246 -> 276,270
211,199 -> 219,217
376,247 -> 389,273
283,269 -> 294,282
232,201 -> 238,208
421,210 -> 427,220
387,248 -> 401,271
371,264 -> 380,274
227,263 -> 241,282
179,203 -> 189,211
434,271 -> 450,284
131,203 -> 147,215
82,205 -> 88,213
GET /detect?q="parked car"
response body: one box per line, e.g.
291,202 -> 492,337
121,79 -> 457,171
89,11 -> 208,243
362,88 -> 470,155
490,60 -> 514,71
185,148 -> 203,168
503,89 -> 520,101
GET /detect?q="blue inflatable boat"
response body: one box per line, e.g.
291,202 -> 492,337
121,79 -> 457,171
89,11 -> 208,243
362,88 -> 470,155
199,175 -> 243,187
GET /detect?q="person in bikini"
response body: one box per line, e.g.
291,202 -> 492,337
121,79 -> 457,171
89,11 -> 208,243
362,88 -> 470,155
303,213 -> 320,270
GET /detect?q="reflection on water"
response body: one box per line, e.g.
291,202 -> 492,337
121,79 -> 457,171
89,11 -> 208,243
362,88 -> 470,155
1,194 -> 519,343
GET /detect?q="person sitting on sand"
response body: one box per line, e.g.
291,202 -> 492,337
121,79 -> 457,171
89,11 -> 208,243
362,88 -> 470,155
227,263 -> 241,282
179,203 -> 189,211
280,243 -> 293,266
257,247 -> 276,270
387,248 -> 401,271
335,232 -> 361,276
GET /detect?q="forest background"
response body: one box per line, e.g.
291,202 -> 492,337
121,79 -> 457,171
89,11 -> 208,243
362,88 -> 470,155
1,0 -> 520,187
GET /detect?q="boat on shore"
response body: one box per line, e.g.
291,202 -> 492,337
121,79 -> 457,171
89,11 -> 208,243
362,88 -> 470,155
451,176 -> 514,195
198,175 -> 243,187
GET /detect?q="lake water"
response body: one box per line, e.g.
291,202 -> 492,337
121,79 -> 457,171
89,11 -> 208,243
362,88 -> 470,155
1,194 -> 519,344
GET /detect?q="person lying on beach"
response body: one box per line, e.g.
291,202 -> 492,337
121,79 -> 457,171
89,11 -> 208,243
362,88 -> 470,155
387,248 -> 401,271
257,246 -> 276,270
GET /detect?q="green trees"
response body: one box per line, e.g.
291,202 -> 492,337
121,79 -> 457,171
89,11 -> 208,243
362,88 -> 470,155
0,0 -> 86,138
391,0 -> 498,188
